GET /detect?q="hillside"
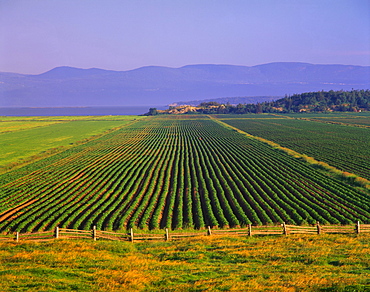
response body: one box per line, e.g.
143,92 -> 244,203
1,62 -> 369,107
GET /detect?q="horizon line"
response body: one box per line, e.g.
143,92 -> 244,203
2,61 -> 370,76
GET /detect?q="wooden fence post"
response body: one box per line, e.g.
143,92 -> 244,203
92,226 -> 97,241
207,226 -> 212,236
165,228 -> 169,241
316,222 -> 321,235
15,232 -> 19,242
282,222 -> 287,236
130,228 -> 134,243
248,224 -> 252,237
55,227 -> 59,239
356,221 -> 360,234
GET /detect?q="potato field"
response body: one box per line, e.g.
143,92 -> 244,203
222,115 -> 370,180
0,114 -> 369,233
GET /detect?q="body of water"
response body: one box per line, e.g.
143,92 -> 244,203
0,106 -> 164,116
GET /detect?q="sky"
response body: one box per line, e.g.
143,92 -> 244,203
0,0 -> 369,74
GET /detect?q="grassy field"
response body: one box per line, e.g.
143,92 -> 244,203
0,120 -> 62,134
0,116 -> 142,170
0,234 -> 369,291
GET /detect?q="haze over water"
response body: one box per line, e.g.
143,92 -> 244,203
0,106 -> 159,116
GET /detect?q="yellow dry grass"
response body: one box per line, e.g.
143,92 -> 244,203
0,234 -> 369,291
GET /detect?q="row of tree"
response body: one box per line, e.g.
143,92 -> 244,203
146,90 -> 370,115
203,90 -> 370,114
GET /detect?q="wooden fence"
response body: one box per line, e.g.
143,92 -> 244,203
1,222 -> 369,243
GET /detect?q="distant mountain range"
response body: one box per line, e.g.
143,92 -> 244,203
0,62 -> 369,107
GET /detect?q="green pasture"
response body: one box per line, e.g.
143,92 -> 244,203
0,116 -> 91,121
0,117 -> 141,169
0,121 -> 61,134
0,115 -> 144,121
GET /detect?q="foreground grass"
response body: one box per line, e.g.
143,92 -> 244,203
0,234 -> 369,291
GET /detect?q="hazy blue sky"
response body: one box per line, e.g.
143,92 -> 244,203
1,0 -> 369,74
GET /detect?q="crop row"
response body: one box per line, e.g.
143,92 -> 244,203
222,117 -> 370,180
0,117 -> 369,232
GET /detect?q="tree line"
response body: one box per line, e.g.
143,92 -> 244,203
159,90 -> 370,114
145,90 -> 370,115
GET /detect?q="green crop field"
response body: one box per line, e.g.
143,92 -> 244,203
221,115 -> 370,180
270,112 -> 370,126
309,116 -> 370,127
0,116 -> 142,171
1,115 -> 369,233
278,112 -> 370,118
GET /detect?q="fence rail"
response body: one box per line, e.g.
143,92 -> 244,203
1,222 -> 369,243
96,230 -> 130,241
285,224 -> 317,235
